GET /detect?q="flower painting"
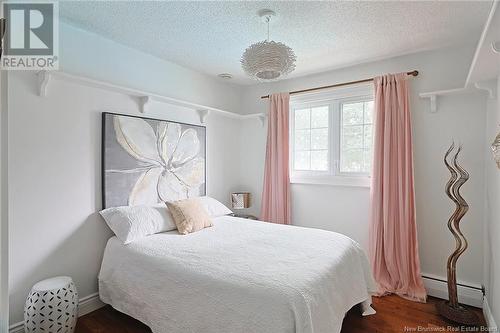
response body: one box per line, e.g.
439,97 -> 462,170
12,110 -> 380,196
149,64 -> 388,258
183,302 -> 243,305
102,113 -> 206,208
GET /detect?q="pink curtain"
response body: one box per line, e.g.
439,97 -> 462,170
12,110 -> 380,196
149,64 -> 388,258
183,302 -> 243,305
261,93 -> 291,224
369,73 -> 427,302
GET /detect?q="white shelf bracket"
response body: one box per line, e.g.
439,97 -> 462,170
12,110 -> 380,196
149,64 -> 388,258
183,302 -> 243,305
474,80 -> 497,99
258,114 -> 267,127
196,109 -> 210,124
492,41 -> 500,54
419,94 -> 438,113
37,71 -> 51,97
429,95 -> 437,113
139,96 -> 152,113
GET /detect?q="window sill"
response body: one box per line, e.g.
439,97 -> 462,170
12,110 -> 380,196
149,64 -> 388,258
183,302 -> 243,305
290,175 -> 371,188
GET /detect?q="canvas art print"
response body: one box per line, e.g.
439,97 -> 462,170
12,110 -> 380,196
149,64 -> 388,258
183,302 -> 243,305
102,112 -> 206,208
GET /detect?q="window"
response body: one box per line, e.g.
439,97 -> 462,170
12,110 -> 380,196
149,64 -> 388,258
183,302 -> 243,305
293,106 -> 329,171
340,100 -> 374,174
290,85 -> 374,186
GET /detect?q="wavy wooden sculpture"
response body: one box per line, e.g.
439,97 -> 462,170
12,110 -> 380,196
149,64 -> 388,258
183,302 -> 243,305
443,143 -> 461,307
437,143 -> 478,325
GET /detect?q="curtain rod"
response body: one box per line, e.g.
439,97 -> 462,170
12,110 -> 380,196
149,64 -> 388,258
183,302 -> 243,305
260,70 -> 419,99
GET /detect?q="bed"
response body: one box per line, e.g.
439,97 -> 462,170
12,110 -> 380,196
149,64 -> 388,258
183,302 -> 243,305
99,112 -> 376,332
99,215 -> 376,333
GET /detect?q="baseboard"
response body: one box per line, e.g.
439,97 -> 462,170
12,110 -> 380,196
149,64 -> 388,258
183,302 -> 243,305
8,292 -> 105,333
422,274 -> 483,308
78,292 -> 105,317
6,323 -> 23,333
483,296 -> 498,330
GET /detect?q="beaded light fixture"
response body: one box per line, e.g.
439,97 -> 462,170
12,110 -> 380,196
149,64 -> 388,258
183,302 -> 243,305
241,10 -> 296,81
492,131 -> 500,169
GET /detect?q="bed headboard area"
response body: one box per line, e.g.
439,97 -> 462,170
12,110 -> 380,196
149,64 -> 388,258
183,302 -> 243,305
101,112 -> 206,208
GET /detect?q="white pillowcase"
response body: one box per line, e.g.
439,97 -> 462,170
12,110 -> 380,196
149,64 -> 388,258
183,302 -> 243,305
100,204 -> 176,244
198,196 -> 233,217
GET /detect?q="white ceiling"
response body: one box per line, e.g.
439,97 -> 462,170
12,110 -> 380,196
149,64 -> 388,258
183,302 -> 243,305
466,2 -> 500,86
60,1 -> 493,85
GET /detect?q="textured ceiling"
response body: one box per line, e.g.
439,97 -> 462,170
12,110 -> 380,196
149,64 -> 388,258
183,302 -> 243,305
60,1 -> 493,85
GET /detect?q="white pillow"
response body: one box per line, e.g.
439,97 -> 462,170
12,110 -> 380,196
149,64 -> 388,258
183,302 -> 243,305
198,196 -> 233,217
100,204 -> 176,244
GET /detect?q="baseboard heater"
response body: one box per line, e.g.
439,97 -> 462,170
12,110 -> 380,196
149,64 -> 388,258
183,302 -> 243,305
421,274 -> 484,308
422,275 -> 485,294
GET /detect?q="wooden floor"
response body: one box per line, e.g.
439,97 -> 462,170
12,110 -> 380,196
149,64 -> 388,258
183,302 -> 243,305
76,295 -> 486,333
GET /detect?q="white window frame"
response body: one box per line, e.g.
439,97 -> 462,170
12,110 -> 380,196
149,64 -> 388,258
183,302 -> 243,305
289,84 -> 374,187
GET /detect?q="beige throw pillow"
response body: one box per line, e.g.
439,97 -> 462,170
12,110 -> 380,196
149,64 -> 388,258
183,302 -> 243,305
166,198 -> 213,235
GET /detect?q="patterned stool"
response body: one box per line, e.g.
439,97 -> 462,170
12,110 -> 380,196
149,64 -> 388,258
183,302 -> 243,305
24,276 -> 78,333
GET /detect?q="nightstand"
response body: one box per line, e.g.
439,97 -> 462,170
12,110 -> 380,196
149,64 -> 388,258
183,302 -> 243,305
230,213 -> 258,220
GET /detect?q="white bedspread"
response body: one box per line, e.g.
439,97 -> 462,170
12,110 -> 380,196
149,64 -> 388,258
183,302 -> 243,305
99,216 -> 376,333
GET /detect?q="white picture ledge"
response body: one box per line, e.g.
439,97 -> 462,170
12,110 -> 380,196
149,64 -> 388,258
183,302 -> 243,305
35,70 -> 267,126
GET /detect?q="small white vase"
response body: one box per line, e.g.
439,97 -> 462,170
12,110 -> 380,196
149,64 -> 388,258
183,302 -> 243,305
24,276 -> 78,333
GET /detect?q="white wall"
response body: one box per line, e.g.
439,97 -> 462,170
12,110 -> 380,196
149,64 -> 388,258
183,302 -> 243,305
0,64 -> 9,333
1,2 -> 9,329
239,44 -> 488,289
7,23 -> 244,325
484,75 -> 500,324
